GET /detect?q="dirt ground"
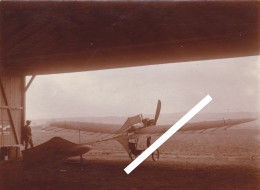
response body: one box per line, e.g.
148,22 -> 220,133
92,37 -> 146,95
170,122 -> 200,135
0,157 -> 259,190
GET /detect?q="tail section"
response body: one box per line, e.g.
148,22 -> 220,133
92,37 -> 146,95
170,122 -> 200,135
116,114 -> 142,134
115,135 -> 131,156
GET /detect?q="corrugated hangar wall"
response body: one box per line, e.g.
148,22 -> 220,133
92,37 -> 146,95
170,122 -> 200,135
0,73 -> 25,146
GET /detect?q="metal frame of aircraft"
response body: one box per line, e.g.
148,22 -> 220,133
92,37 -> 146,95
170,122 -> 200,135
41,100 -> 256,162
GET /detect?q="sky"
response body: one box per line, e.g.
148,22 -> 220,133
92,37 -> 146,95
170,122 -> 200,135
26,56 -> 260,120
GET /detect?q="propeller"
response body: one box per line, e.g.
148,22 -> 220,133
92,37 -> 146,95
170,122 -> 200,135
142,100 -> 161,126
153,100 -> 161,125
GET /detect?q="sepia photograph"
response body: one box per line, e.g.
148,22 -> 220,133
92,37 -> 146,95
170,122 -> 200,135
0,0 -> 259,189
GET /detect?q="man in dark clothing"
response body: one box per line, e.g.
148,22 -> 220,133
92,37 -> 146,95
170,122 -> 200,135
23,120 -> 34,150
146,136 -> 151,147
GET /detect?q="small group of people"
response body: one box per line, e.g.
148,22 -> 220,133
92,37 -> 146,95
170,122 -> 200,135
22,120 -> 34,150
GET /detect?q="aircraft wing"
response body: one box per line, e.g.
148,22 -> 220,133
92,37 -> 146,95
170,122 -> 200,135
48,117 -> 257,141
44,121 -> 122,144
47,114 -> 142,143
131,117 -> 257,138
99,117 -> 257,153
45,117 -> 256,156
50,121 -> 121,134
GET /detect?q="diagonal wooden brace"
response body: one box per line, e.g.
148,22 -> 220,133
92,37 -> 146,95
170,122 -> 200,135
25,75 -> 36,92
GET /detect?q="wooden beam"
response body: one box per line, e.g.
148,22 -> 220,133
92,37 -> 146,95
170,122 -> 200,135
24,75 -> 36,92
0,76 -> 19,144
21,75 -> 26,144
0,106 -> 23,110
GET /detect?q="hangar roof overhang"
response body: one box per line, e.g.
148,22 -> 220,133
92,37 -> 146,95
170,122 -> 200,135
0,1 -> 259,75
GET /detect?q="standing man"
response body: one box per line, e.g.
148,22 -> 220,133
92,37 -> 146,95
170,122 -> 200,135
23,120 -> 34,150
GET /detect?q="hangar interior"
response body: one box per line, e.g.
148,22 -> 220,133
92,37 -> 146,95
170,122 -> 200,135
0,1 -> 259,160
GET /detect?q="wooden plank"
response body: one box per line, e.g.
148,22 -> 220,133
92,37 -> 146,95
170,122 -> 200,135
24,75 -> 36,92
0,76 -> 19,144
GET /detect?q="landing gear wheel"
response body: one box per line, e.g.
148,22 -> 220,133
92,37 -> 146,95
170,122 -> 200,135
152,149 -> 159,162
129,151 -> 136,161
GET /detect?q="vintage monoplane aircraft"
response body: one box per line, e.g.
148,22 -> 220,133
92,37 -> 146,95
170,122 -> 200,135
40,100 -> 257,162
